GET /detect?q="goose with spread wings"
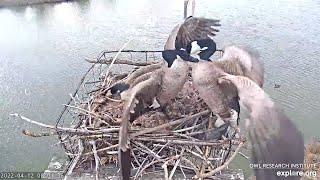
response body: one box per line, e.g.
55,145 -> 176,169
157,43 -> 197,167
117,15 -> 221,180
217,74 -> 304,180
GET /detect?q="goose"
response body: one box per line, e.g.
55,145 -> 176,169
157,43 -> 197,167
118,61 -> 188,180
217,74 -> 304,180
191,46 -> 264,129
111,0 -> 220,105
118,4 -> 221,180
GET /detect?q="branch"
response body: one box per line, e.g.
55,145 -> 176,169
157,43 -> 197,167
132,137 -> 232,146
10,113 -> 119,135
195,141 -> 245,179
131,110 -> 210,137
85,58 -> 157,66
22,129 -> 56,137
162,161 -> 169,180
169,148 -> 185,179
102,39 -> 133,86
83,144 -> 118,156
63,104 -> 115,122
90,140 -> 100,180
64,139 -> 84,180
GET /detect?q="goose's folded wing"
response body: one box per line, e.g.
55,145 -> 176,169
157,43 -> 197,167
175,17 -> 220,50
129,69 -> 163,88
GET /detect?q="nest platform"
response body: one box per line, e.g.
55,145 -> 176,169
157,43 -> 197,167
54,50 -> 245,179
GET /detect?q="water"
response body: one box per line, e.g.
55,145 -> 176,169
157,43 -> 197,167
0,0 -> 319,175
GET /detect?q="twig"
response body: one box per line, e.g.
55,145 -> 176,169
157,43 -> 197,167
135,155 -> 179,178
90,140 -> 100,180
102,39 -> 133,86
105,96 -> 122,102
22,129 -> 56,137
63,104 -> 115,122
185,149 -> 207,161
195,141 -> 245,179
131,150 -> 141,168
239,152 -> 250,159
162,161 -> 169,180
131,110 -> 210,137
56,64 -> 95,159
83,144 -> 118,156
87,101 -> 93,126
85,58 -> 157,66
69,93 -> 80,106
200,115 -> 214,176
133,141 -> 161,160
56,64 -> 95,124
180,157 -> 199,175
132,137 -> 232,146
169,148 -> 185,179
179,164 -> 187,179
134,142 -> 170,180
135,158 -> 165,178
95,49 -> 163,54
10,113 -> 119,135
10,113 -> 60,129
64,139 -> 84,180
161,161 -> 169,180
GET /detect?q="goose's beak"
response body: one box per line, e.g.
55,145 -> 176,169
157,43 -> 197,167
190,41 -> 201,55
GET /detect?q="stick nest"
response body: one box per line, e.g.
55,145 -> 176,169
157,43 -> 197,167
54,52 -> 244,179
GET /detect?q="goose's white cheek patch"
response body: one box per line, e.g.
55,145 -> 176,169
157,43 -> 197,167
190,41 -> 201,54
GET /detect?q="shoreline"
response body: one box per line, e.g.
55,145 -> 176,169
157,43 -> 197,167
0,0 -> 74,8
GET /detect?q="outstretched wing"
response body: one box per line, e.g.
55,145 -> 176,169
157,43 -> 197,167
218,75 -> 304,180
175,17 -> 220,50
248,107 -> 304,180
119,75 -> 161,180
215,46 -> 264,87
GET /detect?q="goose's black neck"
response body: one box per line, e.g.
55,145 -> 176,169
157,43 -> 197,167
162,38 -> 217,67
162,49 -> 199,67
